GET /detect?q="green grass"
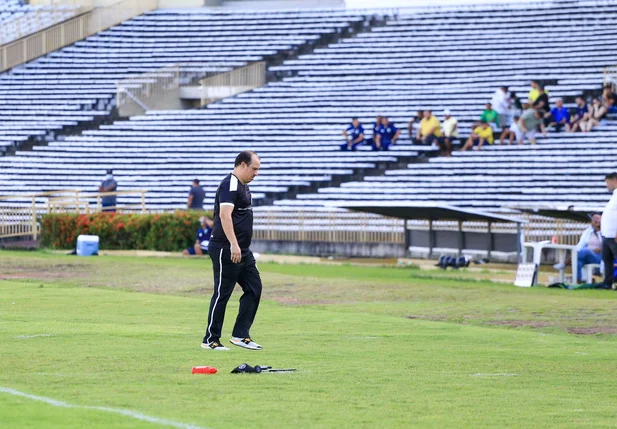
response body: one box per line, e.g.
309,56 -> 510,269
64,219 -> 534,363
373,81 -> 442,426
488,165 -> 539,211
2,250 -> 617,428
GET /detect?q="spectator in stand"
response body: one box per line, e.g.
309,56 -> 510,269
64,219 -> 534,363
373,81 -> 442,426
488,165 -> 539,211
407,110 -> 424,145
499,115 -> 522,145
480,103 -> 499,131
340,117 -> 365,151
544,98 -> 570,132
187,178 -> 206,210
491,86 -> 511,130
528,80 -> 549,103
602,85 -> 617,114
553,213 -> 602,283
378,117 -> 400,151
99,169 -> 117,212
417,110 -> 442,146
580,98 -> 605,132
183,215 -> 214,256
519,106 -> 546,145
439,109 -> 458,156
532,85 -> 549,111
462,120 -> 493,151
369,115 -> 383,150
566,96 -> 589,132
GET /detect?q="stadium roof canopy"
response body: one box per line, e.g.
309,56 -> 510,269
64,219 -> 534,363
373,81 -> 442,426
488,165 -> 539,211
508,205 -> 601,223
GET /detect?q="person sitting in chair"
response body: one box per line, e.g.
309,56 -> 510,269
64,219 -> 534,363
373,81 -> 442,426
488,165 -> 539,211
183,215 -> 214,256
553,213 -> 602,282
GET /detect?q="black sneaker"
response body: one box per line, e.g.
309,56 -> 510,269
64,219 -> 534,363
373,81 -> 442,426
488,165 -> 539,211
201,340 -> 230,351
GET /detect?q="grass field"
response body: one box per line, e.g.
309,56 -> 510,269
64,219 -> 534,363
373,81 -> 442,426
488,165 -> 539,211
2,250 -> 617,428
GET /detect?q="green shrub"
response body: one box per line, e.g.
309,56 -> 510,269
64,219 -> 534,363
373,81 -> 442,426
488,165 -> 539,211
39,211 -> 209,251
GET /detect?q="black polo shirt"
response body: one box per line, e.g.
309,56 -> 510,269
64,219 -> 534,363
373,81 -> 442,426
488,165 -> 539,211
209,173 -> 253,251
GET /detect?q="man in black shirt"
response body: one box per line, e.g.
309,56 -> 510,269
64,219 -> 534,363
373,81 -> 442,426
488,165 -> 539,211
187,179 -> 206,210
202,151 -> 263,351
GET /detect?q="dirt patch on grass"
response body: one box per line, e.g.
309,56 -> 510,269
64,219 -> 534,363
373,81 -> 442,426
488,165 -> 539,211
0,272 -> 75,280
567,327 -> 617,335
487,320 -> 553,328
406,315 -> 451,322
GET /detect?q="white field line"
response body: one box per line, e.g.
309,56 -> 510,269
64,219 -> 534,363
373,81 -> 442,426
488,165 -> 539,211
470,373 -> 518,377
0,387 -> 209,429
16,334 -> 52,339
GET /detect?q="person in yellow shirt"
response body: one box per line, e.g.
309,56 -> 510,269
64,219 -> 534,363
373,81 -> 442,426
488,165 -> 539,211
462,121 -> 494,151
416,110 -> 442,145
528,79 -> 549,103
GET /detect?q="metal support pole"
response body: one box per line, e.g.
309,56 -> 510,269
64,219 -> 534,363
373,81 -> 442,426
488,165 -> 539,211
428,219 -> 434,259
458,220 -> 463,257
517,223 -> 522,263
403,218 -> 409,258
487,222 -> 493,260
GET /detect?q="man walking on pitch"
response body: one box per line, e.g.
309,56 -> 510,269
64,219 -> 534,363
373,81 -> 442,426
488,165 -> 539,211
202,151 -> 263,351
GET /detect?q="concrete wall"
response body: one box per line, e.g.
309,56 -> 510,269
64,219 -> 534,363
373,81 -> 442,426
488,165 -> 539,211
118,88 -> 190,117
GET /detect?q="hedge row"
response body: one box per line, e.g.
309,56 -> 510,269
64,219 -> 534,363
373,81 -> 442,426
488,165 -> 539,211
40,211 -> 210,251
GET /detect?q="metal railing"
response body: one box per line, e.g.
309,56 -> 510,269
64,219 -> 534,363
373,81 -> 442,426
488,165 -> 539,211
0,0 -> 157,73
200,62 -> 266,107
0,190 -> 148,240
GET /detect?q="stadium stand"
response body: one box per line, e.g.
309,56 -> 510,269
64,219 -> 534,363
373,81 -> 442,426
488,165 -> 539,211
0,0 -> 82,45
1,1 -> 617,225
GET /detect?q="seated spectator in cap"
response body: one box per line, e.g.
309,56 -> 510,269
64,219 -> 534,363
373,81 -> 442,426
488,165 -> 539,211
407,110 -> 423,145
368,115 -> 383,150
544,98 -> 570,132
480,103 -> 499,131
183,216 -> 214,256
499,115 -> 522,145
187,179 -> 206,210
439,109 -> 459,156
378,117 -> 400,151
579,98 -> 605,132
566,96 -> 589,132
491,86 -> 511,130
462,121 -> 493,151
99,169 -> 117,212
532,86 -> 549,111
340,117 -> 365,151
519,106 -> 546,145
416,110 -> 442,146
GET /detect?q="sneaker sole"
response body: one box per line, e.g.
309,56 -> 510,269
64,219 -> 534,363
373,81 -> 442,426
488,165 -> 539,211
200,343 -> 229,351
229,340 -> 262,350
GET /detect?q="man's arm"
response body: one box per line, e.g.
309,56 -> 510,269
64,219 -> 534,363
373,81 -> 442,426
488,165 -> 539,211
194,240 -> 203,255
352,133 -> 364,144
187,194 -> 194,209
220,204 -> 241,263
392,129 -> 401,143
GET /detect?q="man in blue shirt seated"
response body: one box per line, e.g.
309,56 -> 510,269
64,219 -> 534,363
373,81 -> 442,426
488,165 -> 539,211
367,115 -> 383,150
567,96 -> 588,132
183,215 -> 214,256
340,117 -> 365,151
377,117 -> 401,151
544,98 -> 569,132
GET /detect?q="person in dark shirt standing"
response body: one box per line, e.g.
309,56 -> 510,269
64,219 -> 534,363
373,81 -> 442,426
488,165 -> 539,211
99,169 -> 117,212
202,151 -> 263,351
187,179 -> 206,210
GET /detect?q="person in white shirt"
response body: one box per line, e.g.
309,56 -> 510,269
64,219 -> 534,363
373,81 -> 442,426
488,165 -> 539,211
553,213 -> 602,282
439,109 -> 459,156
601,172 -> 617,289
491,86 -> 511,130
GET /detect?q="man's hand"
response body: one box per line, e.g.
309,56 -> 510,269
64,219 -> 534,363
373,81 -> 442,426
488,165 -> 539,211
230,243 -> 241,263
594,247 -> 602,253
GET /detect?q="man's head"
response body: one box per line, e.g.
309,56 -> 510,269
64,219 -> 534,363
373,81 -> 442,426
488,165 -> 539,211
605,172 -> 617,193
105,169 -> 113,179
479,120 -> 489,128
382,117 -> 389,125
443,109 -> 451,119
575,96 -> 585,106
537,85 -> 545,94
485,102 -> 493,110
193,179 -> 200,187
352,117 -> 359,127
531,80 -> 539,89
555,98 -> 563,108
590,213 -> 601,231
593,98 -> 601,107
416,110 -> 423,119
500,86 -> 509,93
233,151 -> 260,184
200,215 -> 214,228
423,110 -> 432,119
375,115 -> 382,123
513,115 -> 520,122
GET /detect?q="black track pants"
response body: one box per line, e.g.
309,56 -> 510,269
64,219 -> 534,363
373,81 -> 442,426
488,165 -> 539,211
203,248 -> 262,344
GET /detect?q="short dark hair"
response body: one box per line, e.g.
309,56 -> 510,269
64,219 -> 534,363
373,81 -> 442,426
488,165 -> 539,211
479,120 -> 488,125
605,172 -> 617,180
351,117 -> 358,121
193,179 -> 200,185
501,86 -> 508,91
235,150 -> 258,167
